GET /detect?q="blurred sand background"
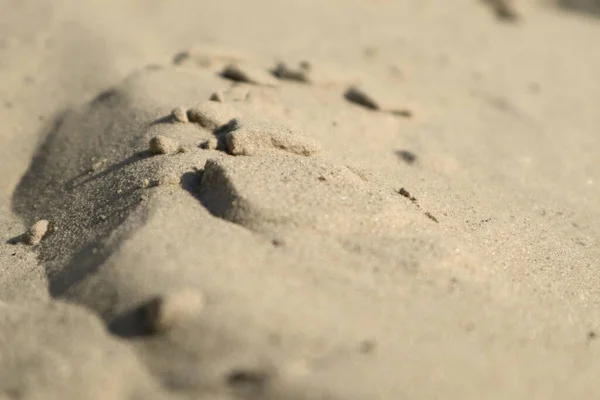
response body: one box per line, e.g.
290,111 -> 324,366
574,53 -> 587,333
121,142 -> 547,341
1,0 -> 600,399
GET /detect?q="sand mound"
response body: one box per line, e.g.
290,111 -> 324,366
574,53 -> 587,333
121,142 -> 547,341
6,62 -> 469,398
3,2 -> 600,397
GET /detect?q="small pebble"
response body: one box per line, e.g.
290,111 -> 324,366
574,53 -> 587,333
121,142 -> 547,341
397,187 -> 417,202
221,63 -> 279,87
187,102 -> 240,131
344,85 -> 378,110
391,109 -> 413,118
484,0 -> 520,22
200,137 -> 219,150
149,135 -> 180,155
209,91 -> 225,102
25,220 -> 49,245
142,289 -> 205,333
396,150 -> 417,164
271,238 -> 285,247
171,106 -> 189,123
425,212 -> 439,223
344,83 -> 413,117
358,339 -> 377,354
173,51 -> 192,65
272,61 -> 311,83
89,158 -> 107,173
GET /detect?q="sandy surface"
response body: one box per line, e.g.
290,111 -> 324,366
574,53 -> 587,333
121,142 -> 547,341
1,0 -> 600,399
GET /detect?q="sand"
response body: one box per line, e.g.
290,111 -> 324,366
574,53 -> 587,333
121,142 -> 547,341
1,0 -> 600,399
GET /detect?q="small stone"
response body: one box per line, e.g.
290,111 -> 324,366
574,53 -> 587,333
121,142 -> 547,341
200,137 -> 219,150
142,289 -> 205,333
209,91 -> 225,102
425,212 -> 439,223
397,187 -> 417,202
391,109 -> 413,118
344,83 -> 413,117
171,106 -> 189,123
358,339 -> 377,354
221,63 -> 279,87
24,219 -> 49,245
149,135 -> 180,155
187,102 -> 240,131
483,0 -> 520,22
344,85 -> 378,110
396,150 -> 417,164
173,51 -> 192,65
273,60 -> 360,86
272,61 -> 311,83
271,238 -> 285,247
89,158 -> 107,173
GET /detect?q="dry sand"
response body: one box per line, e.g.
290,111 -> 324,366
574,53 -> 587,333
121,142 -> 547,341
1,0 -> 600,399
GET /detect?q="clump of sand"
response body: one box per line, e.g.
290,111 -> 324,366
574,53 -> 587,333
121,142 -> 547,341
24,220 -> 49,245
223,118 -> 321,156
149,135 -> 181,155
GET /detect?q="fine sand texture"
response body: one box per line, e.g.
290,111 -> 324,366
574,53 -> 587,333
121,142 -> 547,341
1,1 -> 600,399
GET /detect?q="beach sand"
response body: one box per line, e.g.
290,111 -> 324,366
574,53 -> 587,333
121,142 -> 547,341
1,0 -> 600,398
